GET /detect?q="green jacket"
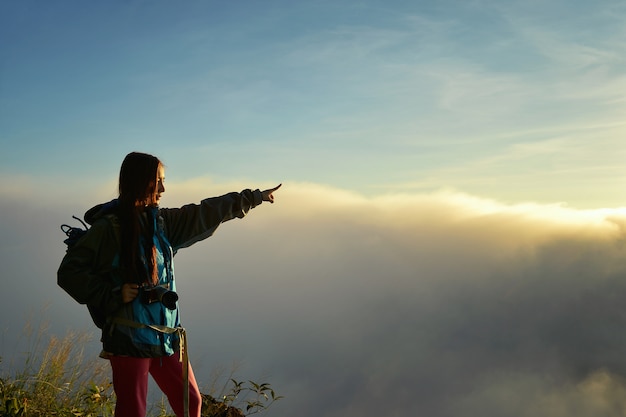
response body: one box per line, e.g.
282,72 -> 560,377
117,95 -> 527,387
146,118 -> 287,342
58,189 -> 264,357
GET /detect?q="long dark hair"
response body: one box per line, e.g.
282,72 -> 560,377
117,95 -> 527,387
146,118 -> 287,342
118,152 -> 162,285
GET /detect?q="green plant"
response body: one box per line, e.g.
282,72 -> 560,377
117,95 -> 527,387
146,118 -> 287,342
0,369 -> 27,417
215,379 -> 283,416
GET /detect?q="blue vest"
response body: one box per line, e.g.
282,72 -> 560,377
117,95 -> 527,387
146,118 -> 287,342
113,207 -> 180,356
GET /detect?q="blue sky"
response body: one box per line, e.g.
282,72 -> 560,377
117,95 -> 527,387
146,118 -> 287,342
4,2 -> 626,417
2,0 -> 626,207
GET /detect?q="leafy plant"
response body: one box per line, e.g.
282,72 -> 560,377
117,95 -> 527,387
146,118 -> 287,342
200,378 -> 283,417
225,379 -> 283,415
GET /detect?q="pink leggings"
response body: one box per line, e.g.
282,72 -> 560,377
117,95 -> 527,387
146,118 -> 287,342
109,354 -> 202,417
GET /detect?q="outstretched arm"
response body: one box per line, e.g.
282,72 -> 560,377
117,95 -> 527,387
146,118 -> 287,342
162,184 -> 282,251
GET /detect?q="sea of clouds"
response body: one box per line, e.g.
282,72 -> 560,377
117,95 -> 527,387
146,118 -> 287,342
3,179 -> 626,417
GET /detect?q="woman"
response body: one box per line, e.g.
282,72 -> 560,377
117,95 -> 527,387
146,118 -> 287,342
58,151 -> 281,417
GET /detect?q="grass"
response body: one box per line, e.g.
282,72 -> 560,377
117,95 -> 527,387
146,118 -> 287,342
1,322 -> 282,417
1,327 -> 113,417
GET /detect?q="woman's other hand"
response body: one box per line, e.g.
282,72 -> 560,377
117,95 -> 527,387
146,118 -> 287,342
121,283 -> 139,303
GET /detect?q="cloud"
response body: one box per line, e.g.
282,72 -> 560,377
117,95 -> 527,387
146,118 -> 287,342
152,181 -> 626,416
446,370 -> 626,417
3,180 -> 626,417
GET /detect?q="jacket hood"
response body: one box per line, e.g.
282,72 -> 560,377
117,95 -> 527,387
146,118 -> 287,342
84,199 -> 120,225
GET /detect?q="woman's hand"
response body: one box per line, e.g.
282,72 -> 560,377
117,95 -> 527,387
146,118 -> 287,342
121,283 -> 139,303
262,184 -> 282,204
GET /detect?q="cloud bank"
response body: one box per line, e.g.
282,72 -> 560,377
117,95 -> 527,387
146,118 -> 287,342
3,180 -> 626,417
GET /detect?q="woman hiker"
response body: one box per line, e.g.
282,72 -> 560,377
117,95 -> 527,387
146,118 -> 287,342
58,151 -> 281,417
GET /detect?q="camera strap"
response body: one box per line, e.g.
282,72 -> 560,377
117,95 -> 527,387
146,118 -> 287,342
110,317 -> 190,417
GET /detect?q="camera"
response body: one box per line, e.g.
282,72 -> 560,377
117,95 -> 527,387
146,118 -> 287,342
140,284 -> 178,310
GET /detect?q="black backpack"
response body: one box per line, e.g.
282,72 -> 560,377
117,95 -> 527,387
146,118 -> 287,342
60,216 -> 107,329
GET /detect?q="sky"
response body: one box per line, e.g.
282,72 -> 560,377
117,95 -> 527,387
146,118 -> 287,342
3,0 -> 626,416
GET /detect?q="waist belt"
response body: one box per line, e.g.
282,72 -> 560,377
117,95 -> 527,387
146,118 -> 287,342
110,317 -> 190,417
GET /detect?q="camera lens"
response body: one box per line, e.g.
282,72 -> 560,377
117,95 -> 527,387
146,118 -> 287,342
160,289 -> 178,310
141,285 -> 178,310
